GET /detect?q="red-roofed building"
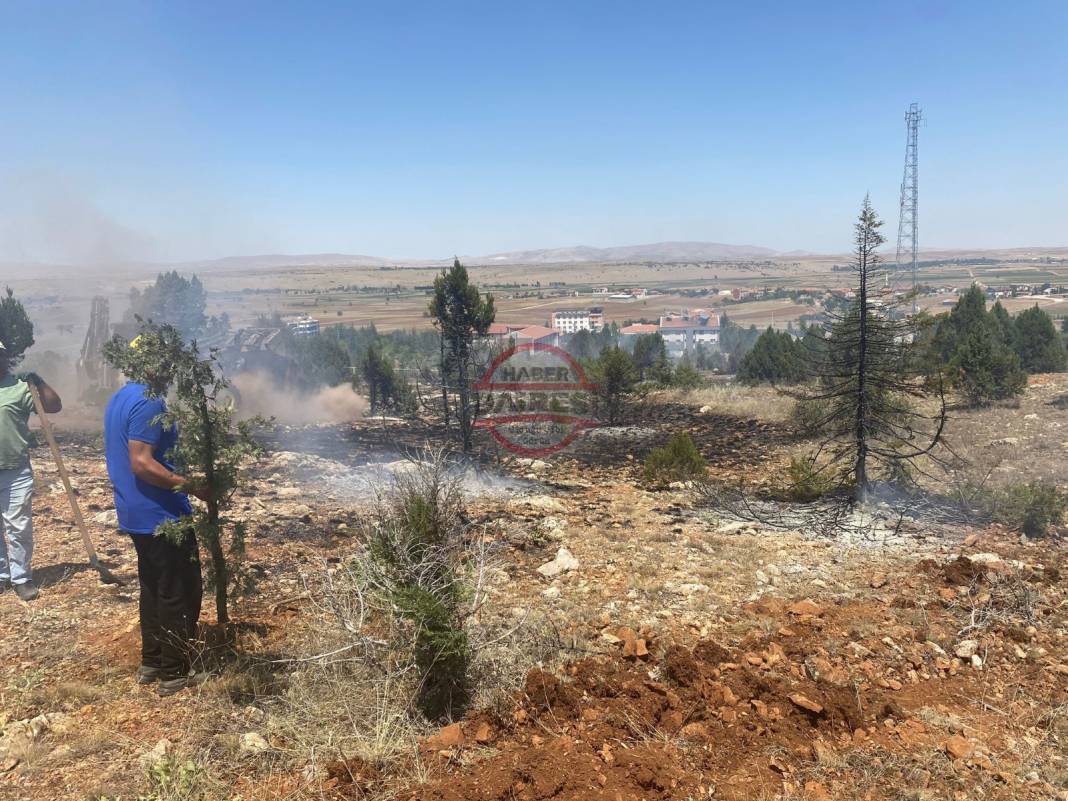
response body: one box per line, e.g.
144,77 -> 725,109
513,325 -> 561,347
482,323 -> 527,343
619,323 -> 659,337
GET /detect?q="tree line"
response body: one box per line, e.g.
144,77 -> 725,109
736,283 -> 1067,406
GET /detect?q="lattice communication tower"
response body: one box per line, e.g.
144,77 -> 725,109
894,103 -> 922,306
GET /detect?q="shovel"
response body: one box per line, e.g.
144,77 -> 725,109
28,383 -> 123,585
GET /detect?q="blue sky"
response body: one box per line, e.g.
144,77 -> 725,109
1,1 -> 1066,263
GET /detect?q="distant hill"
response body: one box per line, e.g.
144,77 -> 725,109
469,241 -> 778,264
180,241 -> 781,272
183,253 -> 400,271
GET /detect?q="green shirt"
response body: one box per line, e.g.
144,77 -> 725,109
0,375 -> 34,470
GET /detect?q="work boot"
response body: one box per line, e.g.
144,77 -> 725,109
13,581 -> 39,601
157,670 -> 210,698
136,665 -> 164,685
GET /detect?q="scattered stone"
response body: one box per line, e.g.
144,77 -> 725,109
516,495 -> 566,514
955,640 -> 979,659
788,599 -> 823,617
536,547 -> 580,578
427,723 -> 465,750
140,738 -> 173,768
92,509 -> 118,526
870,573 -> 888,589
474,723 -> 494,744
943,735 -> 974,760
789,693 -> 824,714
240,732 -> 270,753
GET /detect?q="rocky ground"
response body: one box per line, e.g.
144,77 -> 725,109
0,381 -> 1065,801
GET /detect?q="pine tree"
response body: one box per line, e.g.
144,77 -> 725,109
0,287 -> 35,364
429,260 -> 496,452
103,323 -> 264,625
631,332 -> 669,382
793,197 -> 946,503
933,286 -> 1027,404
990,300 -> 1016,345
587,346 -> 639,425
124,272 -> 224,341
737,328 -> 806,385
1013,305 -> 1067,373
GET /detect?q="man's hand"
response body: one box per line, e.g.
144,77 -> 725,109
21,373 -> 62,413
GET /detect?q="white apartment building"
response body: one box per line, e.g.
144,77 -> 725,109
550,307 -> 605,333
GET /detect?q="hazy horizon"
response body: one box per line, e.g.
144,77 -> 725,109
2,1 -> 1066,267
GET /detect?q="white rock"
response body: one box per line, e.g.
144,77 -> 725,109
93,509 -> 118,526
140,738 -> 173,768
970,654 -> 983,670
536,547 -> 579,578
240,732 -> 270,753
517,495 -> 567,514
955,639 -> 979,659
541,586 -> 561,600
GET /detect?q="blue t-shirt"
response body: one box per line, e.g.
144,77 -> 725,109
104,383 -> 192,535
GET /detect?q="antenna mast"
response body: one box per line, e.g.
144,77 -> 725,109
895,102 -> 922,310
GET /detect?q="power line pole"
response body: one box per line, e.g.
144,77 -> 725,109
895,102 -> 922,312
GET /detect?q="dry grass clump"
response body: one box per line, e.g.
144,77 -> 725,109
265,451 -> 563,795
663,382 -> 795,423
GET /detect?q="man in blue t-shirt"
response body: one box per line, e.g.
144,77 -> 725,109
104,348 -> 207,697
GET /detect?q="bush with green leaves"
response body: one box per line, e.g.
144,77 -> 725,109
643,431 -> 706,485
103,322 -> 265,625
989,481 -> 1066,538
364,457 -> 472,720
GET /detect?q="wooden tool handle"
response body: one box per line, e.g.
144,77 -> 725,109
28,383 -> 101,566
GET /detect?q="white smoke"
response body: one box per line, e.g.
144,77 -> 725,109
231,371 -> 369,425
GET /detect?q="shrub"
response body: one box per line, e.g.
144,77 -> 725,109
792,396 -> 832,434
671,357 -> 703,390
365,456 -> 472,719
643,432 -> 706,484
785,454 -> 833,501
990,481 -> 1066,538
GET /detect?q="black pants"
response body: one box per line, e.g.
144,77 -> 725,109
129,531 -> 203,678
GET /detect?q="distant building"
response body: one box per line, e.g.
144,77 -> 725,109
513,325 -> 561,347
658,311 -> 721,355
484,323 -> 526,341
619,323 -> 659,339
285,316 -> 320,337
550,307 -> 605,333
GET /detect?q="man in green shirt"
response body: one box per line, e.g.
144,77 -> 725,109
0,340 -> 62,601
